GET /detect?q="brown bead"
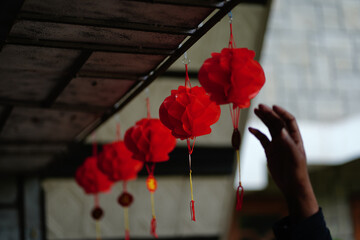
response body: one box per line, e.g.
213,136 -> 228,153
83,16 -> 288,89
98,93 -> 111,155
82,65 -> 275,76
91,206 -> 104,220
118,192 -> 134,207
232,128 -> 241,150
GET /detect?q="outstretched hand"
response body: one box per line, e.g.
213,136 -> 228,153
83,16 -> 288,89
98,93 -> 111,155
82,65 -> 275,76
249,104 -> 318,221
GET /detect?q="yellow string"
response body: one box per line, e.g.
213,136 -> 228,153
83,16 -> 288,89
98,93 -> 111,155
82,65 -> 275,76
189,170 -> 194,201
150,192 -> 156,219
124,207 -> 129,232
236,149 -> 241,184
95,220 -> 102,240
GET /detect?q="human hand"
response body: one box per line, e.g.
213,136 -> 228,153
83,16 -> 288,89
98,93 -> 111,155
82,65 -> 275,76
249,104 -> 318,221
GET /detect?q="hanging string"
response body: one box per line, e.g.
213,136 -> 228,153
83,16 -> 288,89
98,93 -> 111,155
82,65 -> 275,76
92,133 -> 97,157
187,138 -> 196,221
116,123 -> 122,141
146,88 -> 151,119
228,11 -> 236,49
124,207 -> 130,240
95,220 -> 102,240
235,150 -> 244,210
94,193 -> 99,208
183,52 -> 192,89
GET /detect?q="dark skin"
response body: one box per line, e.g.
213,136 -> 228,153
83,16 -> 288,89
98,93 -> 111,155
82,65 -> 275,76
248,104 -> 318,222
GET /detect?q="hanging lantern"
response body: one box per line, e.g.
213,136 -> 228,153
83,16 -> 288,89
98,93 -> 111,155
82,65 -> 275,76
125,97 -> 176,238
98,135 -> 143,240
159,54 -> 221,221
75,142 -> 113,240
198,12 -> 265,211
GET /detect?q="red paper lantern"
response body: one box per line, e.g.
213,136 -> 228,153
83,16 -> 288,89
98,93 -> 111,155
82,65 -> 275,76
124,118 -> 176,163
198,15 -> 265,212
97,141 -> 144,182
198,47 -> 265,109
124,117 -> 176,238
159,85 -> 221,140
97,139 -> 143,240
75,156 -> 113,195
159,60 -> 221,222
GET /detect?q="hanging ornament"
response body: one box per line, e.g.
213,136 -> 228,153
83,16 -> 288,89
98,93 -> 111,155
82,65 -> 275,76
125,93 -> 176,238
198,12 -> 265,211
159,53 -> 221,221
75,141 -> 113,240
98,125 -> 143,240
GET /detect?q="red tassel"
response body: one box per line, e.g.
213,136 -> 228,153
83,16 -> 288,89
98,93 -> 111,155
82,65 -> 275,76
150,217 -> 158,238
125,229 -> 130,240
236,184 -> 244,211
190,200 -> 196,221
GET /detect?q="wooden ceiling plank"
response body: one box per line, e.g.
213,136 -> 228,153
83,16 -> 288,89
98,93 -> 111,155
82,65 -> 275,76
0,98 -> 106,114
130,0 -> 225,8
17,12 -> 195,36
6,37 -> 174,55
43,51 -> 92,108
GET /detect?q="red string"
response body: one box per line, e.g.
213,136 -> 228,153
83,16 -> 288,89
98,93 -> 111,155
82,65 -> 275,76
145,162 -> 156,176
123,181 -> 127,192
150,217 -> 158,238
94,193 -> 99,208
116,123 -> 121,141
125,229 -> 130,240
228,22 -> 236,49
146,97 -> 151,119
185,64 -> 192,89
186,138 -> 196,155
236,183 -> 244,211
92,141 -> 97,157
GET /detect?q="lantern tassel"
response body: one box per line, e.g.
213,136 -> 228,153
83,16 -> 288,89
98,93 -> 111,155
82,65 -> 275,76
187,139 -> 196,221
190,170 -> 196,221
124,207 -> 130,240
95,220 -> 102,240
235,150 -> 244,211
125,229 -> 130,240
150,192 -> 158,238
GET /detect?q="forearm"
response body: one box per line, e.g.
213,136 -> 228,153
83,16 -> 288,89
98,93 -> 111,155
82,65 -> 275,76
286,182 -> 319,223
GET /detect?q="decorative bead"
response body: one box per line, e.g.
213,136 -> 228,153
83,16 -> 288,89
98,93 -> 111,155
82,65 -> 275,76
232,128 -> 241,150
91,206 -> 104,220
146,175 -> 157,192
118,192 -> 134,207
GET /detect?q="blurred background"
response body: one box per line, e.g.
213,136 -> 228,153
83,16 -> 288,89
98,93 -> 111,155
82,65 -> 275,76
0,0 -> 359,240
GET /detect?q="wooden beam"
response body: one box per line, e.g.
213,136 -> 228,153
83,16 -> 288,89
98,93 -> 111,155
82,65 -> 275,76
17,12 -> 195,36
43,51 -> 92,107
6,37 -> 174,55
0,98 -> 106,113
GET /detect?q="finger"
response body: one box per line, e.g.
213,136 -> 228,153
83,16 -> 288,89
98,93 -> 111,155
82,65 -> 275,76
248,127 -> 270,149
273,105 -> 303,146
254,104 -> 285,138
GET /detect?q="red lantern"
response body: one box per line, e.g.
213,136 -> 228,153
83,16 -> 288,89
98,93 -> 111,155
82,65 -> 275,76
198,48 -> 265,109
198,13 -> 265,211
75,142 -> 114,240
159,85 -> 221,140
124,118 -> 176,163
159,58 -> 221,221
75,156 -> 113,195
98,137 -> 143,240
98,141 -> 143,182
125,105 -> 176,238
